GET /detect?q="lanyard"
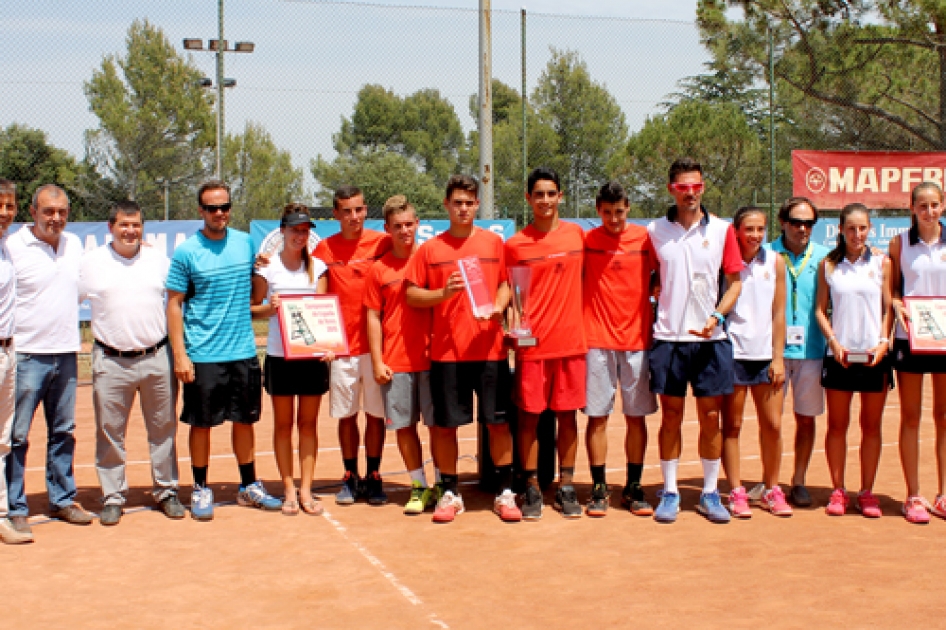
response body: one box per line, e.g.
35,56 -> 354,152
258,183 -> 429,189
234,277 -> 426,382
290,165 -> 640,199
781,242 -> 813,325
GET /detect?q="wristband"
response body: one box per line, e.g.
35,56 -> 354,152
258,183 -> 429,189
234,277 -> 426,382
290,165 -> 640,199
879,337 -> 889,344
712,311 -> 726,325
827,335 -> 837,343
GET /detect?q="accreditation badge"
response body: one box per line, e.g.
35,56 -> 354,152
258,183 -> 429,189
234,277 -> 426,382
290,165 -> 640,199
787,325 -> 805,346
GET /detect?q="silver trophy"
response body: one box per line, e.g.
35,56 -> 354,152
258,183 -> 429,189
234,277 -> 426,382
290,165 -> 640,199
684,272 -> 716,335
507,266 -> 537,348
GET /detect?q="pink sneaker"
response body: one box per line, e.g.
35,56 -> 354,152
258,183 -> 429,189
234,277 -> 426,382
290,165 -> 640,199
855,491 -> 882,518
903,496 -> 931,524
432,491 -> 465,524
728,486 -> 752,519
825,488 -> 849,516
931,495 -> 946,520
760,486 -> 793,517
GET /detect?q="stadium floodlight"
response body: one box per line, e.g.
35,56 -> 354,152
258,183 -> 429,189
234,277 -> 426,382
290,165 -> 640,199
183,38 -> 204,50
208,39 -> 229,52
234,42 -> 255,53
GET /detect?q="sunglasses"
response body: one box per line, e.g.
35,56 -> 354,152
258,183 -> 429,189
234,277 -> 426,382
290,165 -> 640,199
201,203 -> 232,214
669,182 -> 705,194
786,218 -> 817,229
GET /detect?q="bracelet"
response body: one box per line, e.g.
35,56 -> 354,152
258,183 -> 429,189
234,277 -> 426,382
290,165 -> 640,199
712,311 -> 726,324
879,337 -> 889,344
827,335 -> 836,343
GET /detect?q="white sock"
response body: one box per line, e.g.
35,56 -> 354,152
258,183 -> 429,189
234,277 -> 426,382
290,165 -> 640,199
701,458 -> 721,494
660,459 -> 679,494
409,468 -> 427,487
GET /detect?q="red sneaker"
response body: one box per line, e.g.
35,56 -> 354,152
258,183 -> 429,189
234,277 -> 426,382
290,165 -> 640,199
825,488 -> 849,516
903,496 -> 931,525
493,490 -> 522,522
760,486 -> 793,517
728,486 -> 752,519
432,491 -> 464,524
855,491 -> 882,518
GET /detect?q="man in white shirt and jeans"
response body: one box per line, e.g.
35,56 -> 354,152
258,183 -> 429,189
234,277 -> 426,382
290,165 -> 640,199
79,201 -> 183,526
6,183 -> 92,533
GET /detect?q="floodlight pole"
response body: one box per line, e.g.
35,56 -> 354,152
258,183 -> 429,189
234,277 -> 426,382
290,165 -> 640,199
521,7 -> 527,227
768,24 -> 777,239
478,0 -> 494,219
215,0 -> 225,179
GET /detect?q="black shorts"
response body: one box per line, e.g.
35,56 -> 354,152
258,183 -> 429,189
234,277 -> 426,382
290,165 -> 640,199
649,339 -> 734,397
264,355 -> 330,397
733,359 -> 771,387
429,360 -> 511,428
181,357 -> 262,428
821,355 -> 892,393
891,339 -> 946,374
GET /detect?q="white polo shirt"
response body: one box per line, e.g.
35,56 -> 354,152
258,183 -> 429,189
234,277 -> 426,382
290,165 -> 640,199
896,223 -> 946,340
7,227 -> 82,354
648,206 -> 744,343
825,248 -> 885,354
729,248 -> 777,360
0,238 -> 16,340
79,243 -> 170,351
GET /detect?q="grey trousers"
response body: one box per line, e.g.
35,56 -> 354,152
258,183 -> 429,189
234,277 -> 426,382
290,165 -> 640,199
0,346 -> 15,518
92,343 -> 179,505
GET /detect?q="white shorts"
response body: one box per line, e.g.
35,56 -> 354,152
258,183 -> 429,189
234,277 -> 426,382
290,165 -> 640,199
783,358 -> 825,417
584,348 -> 658,418
329,354 -> 385,419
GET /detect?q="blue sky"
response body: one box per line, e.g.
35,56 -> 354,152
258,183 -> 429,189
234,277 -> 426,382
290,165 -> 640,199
2,0 -> 709,193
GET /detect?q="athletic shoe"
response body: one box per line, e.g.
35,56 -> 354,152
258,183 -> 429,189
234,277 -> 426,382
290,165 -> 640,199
554,484 -> 582,519
0,518 -> 32,544
746,483 -> 766,506
403,481 -> 431,515
931,495 -> 946,520
158,494 -> 186,520
521,485 -> 544,521
238,480 -> 283,511
586,483 -> 609,517
365,471 -> 388,506
825,488 -> 849,516
697,490 -> 731,524
99,504 -> 122,526
493,489 -> 522,522
654,490 -> 680,524
190,485 -> 214,521
790,484 -> 813,508
432,490 -> 464,524
622,483 -> 654,516
903,496 -> 931,525
728,486 -> 751,519
760,486 -> 794,517
335,472 -> 360,506
855,491 -> 882,518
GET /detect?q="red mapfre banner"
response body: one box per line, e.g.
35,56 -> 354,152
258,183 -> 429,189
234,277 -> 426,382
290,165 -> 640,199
792,150 -> 946,209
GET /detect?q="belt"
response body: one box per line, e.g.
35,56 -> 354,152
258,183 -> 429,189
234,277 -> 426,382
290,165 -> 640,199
0,338 -> 11,348
95,337 -> 168,359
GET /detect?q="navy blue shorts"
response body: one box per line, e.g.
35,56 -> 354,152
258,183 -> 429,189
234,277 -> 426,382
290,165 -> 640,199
891,339 -> 946,375
733,359 -> 771,387
649,339 -> 734,398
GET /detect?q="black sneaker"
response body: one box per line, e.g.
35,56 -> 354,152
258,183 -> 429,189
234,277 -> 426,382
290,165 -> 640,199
99,504 -> 122,527
553,484 -> 582,519
586,483 -> 609,517
158,494 -> 186,520
365,471 -> 388,506
621,483 -> 654,516
790,484 -> 813,508
521,485 -> 543,521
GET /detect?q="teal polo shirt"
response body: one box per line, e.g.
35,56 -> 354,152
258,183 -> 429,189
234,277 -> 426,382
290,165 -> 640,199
766,236 -> 830,360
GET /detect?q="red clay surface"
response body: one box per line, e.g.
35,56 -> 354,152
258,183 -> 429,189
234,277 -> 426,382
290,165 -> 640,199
4,382 -> 946,628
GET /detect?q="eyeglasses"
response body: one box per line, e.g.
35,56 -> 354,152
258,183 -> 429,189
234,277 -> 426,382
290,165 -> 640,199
669,182 -> 705,194
200,203 -> 232,214
786,218 -> 817,229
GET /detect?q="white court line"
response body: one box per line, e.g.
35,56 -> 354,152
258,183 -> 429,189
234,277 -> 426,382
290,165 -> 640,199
320,509 -> 450,629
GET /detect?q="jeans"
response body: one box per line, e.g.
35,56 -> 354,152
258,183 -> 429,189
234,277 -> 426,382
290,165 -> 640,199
5,353 -> 78,516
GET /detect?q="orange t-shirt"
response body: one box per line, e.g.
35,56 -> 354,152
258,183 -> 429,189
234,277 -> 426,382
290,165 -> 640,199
583,224 -> 657,351
363,252 -> 431,373
404,228 -> 506,363
313,229 -> 392,356
504,221 -> 586,361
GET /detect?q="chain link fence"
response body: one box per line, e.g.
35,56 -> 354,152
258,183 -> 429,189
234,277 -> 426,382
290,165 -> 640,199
1,1 -> 936,227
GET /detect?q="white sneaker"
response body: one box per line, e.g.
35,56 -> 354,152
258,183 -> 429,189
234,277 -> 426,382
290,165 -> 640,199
746,483 -> 766,506
432,491 -> 465,523
0,517 -> 33,544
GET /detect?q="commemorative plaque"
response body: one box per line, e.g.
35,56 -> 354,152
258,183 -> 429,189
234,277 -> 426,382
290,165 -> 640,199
276,294 -> 350,360
904,296 -> 946,354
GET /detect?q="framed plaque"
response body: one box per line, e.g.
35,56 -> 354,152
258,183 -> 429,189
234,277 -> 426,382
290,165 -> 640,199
904,296 -> 946,354
276,294 -> 350,360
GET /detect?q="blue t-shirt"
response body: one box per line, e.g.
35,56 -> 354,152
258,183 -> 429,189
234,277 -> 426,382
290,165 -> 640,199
166,228 -> 256,363
766,237 -> 830,360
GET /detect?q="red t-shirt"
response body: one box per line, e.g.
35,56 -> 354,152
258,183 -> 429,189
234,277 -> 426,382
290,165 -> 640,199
363,252 -> 431,373
404,228 -> 506,363
313,230 -> 392,356
504,221 -> 587,361
583,225 -> 657,351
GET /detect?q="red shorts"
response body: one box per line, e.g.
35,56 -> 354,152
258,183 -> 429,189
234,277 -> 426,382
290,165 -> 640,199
515,355 -> 587,414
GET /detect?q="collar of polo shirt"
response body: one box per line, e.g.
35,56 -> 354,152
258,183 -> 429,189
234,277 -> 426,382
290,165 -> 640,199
908,220 -> 946,246
666,204 -> 710,227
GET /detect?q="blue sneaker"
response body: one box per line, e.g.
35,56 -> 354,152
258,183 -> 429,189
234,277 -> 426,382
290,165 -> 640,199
336,471 -> 359,505
654,490 -> 680,523
697,490 -> 731,524
237,480 -> 282,511
190,485 -> 214,521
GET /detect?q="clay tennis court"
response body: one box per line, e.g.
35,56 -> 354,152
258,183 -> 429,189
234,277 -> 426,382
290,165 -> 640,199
5,378 -> 946,628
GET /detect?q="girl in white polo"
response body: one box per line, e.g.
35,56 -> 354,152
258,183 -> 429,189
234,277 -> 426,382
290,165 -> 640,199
721,207 -> 792,518
815,203 -> 893,518
889,182 -> 946,525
